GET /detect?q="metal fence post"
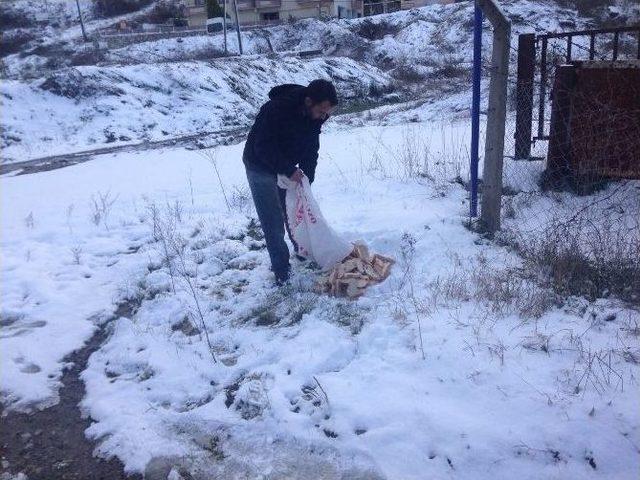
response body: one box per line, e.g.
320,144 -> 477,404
477,0 -> 510,233
232,0 -> 243,54
515,33 -> 535,160
469,2 -> 483,218
223,0 -> 228,55
544,64 -> 577,189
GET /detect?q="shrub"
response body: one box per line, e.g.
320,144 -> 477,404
70,48 -> 106,66
507,219 -> 640,306
0,29 -> 35,57
432,57 -> 470,81
354,19 -> 400,41
391,65 -> 428,84
144,0 -> 185,24
40,70 -> 124,99
0,6 -> 34,30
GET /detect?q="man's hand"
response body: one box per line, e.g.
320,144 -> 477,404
290,168 -> 304,184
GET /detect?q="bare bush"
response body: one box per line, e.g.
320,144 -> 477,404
389,232 -> 427,359
504,215 -> 640,306
391,65 -> 428,84
24,212 -> 34,229
93,0 -> 154,18
199,149 -> 230,212
432,56 -> 470,81
0,29 -> 36,57
145,201 -> 217,363
470,267 -> 556,319
187,45 -> 226,62
354,19 -> 400,41
146,201 -> 176,293
427,254 -> 556,320
70,47 -> 105,67
229,185 -> 252,215
70,245 -> 83,265
66,204 -> 75,234
90,190 -> 119,228
569,342 -> 624,394
167,199 -> 184,224
366,128 -> 430,181
366,126 -> 467,187
0,5 -> 35,29
143,0 -> 184,24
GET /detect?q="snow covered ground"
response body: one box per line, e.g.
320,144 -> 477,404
2,1 -> 640,478
2,120 -> 639,479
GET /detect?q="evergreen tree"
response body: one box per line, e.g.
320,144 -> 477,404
206,0 -> 224,18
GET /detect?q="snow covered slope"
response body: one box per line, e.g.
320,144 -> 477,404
1,1 -> 593,164
1,54 -> 391,163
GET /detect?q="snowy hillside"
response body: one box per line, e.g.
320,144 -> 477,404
0,0 -> 157,53
1,55 -> 391,162
0,0 -> 593,164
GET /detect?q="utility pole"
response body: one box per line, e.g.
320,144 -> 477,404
318,0 -> 321,19
223,0 -> 228,55
232,0 -> 243,54
75,0 -> 88,42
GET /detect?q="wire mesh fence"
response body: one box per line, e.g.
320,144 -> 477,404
496,30 -> 640,304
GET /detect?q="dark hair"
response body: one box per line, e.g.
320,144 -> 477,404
305,79 -> 338,106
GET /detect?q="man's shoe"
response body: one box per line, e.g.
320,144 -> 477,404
275,272 -> 290,287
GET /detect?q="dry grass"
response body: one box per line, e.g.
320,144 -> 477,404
145,200 -> 217,362
425,252 -> 556,320
503,217 -> 640,306
363,126 -> 467,186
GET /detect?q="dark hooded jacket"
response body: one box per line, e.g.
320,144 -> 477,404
242,84 -> 325,183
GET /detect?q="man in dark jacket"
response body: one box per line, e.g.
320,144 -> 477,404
243,79 -> 338,285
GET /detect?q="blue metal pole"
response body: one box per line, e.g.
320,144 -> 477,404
470,2 -> 483,218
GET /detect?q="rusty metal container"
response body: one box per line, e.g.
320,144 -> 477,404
546,60 -> 640,188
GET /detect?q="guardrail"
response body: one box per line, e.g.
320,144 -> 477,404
98,26 -> 208,38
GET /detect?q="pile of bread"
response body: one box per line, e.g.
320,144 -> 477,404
318,243 -> 394,299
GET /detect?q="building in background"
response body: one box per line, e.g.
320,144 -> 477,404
185,0 -> 363,27
363,0 -> 399,16
185,0 -> 454,27
185,0 -> 208,26
363,0 -> 454,16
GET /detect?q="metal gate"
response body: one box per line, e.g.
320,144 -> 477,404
514,25 -> 640,160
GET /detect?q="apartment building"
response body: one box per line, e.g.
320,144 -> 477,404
184,0 -> 208,26
185,0 -> 363,27
185,0 -> 454,27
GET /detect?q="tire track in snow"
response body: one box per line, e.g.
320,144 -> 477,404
0,301 -> 143,480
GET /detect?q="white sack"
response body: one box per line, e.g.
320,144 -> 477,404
277,175 -> 353,271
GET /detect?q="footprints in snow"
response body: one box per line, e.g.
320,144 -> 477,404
13,356 -> 42,374
0,311 -> 47,340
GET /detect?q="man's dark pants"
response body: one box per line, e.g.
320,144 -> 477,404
245,168 -> 297,281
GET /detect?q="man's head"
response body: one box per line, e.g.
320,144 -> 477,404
304,79 -> 338,121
